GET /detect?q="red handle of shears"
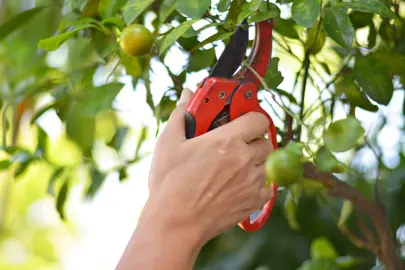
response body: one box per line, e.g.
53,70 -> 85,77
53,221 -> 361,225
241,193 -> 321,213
227,82 -> 278,232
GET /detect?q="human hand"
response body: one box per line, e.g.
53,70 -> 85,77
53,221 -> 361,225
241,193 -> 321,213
116,88 -> 275,270
147,88 -> 275,243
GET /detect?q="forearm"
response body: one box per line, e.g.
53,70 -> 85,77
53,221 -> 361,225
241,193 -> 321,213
116,198 -> 204,270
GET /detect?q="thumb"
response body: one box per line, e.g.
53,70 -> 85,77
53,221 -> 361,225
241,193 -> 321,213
163,88 -> 193,139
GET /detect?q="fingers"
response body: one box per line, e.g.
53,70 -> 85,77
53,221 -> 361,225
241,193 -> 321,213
161,88 -> 194,141
248,138 -> 274,165
252,163 -> 276,209
220,112 -> 270,143
258,184 -> 276,209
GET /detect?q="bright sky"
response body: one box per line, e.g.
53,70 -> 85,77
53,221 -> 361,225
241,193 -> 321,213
7,1 -> 404,269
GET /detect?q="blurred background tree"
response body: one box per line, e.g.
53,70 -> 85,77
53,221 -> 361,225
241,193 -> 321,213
0,0 -> 405,269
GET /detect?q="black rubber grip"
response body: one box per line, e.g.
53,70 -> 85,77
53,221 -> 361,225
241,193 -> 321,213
185,111 -> 196,139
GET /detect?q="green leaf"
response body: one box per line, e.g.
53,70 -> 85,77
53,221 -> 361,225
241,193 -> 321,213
248,3 -> 280,23
122,56 -> 143,78
319,62 -> 331,75
56,180 -> 69,220
305,22 -> 325,55
217,0 -> 232,12
0,6 -> 47,41
176,0 -> 211,19
159,19 -> 201,55
0,160 -> 11,170
335,77 -> 378,112
123,0 -> 154,24
177,34 -> 200,51
249,0 -> 263,11
47,168 -> 65,196
338,200 -> 353,228
374,51 -> 405,75
274,17 -> 300,39
302,178 -> 325,197
315,147 -> 345,173
349,11 -> 374,29
335,0 -> 395,19
368,22 -> 377,49
236,2 -> 254,24
323,7 -> 354,49
190,30 -> 233,52
263,57 -> 284,89
182,26 -> 198,38
155,96 -> 177,122
134,125 -> 149,161
323,117 -> 365,152
66,104 -> 96,155
299,259 -> 338,270
310,237 -> 339,260
188,48 -> 216,72
284,190 -> 300,230
86,167 -> 106,199
119,167 -> 128,182
101,17 -> 126,30
108,127 -> 129,150
99,0 -> 128,18
292,0 -> 320,28
353,54 -> 394,105
76,83 -> 124,116
38,24 -> 97,51
159,0 -> 177,23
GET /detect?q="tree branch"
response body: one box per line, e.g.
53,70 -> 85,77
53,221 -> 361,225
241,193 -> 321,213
297,53 -> 310,140
303,162 -> 403,270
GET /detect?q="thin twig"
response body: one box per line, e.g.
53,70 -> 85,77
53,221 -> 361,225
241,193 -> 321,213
321,54 -> 354,92
364,137 -> 383,205
339,224 -> 371,250
242,60 -> 306,128
298,53 -> 310,140
262,94 -> 284,122
1,103 -> 9,149
273,36 -> 302,63
356,213 -> 380,250
106,56 -> 123,83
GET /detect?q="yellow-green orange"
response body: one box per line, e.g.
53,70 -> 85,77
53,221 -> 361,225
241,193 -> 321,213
119,24 -> 153,57
265,149 -> 303,187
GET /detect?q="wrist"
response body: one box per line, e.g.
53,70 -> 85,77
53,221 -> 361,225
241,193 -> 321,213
117,195 -> 206,270
142,193 -> 207,248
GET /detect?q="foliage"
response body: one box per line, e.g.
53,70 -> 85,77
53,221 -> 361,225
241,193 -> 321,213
1,0 -> 405,269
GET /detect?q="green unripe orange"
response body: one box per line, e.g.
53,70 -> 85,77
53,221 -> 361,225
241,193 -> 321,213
119,24 -> 154,57
265,148 -> 303,187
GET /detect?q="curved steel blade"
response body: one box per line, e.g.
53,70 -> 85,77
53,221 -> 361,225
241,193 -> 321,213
208,19 -> 249,79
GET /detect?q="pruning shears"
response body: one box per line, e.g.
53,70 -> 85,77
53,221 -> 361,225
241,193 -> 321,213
184,19 -> 278,232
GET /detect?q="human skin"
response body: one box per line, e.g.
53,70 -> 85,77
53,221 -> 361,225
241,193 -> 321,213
116,88 -> 275,270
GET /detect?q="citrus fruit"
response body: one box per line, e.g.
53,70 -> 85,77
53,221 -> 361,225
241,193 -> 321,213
119,24 -> 154,57
265,147 -> 303,187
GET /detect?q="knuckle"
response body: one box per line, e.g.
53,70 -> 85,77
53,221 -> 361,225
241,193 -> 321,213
247,111 -> 268,123
242,111 -> 260,122
237,153 -> 251,166
217,135 -> 236,153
